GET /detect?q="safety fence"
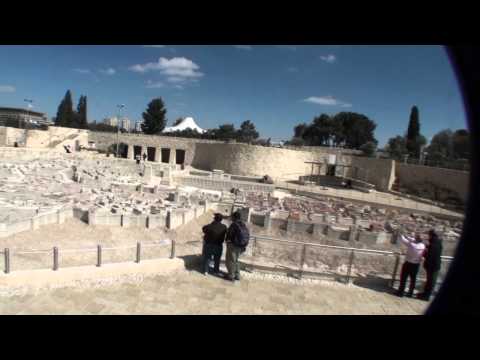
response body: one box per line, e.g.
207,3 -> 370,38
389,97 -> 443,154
2,240 -> 174,274
243,235 -> 453,291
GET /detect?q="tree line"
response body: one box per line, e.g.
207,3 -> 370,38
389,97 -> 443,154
385,105 -> 470,162
286,112 -> 378,155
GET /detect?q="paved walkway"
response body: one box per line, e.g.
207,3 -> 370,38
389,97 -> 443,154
0,268 -> 429,315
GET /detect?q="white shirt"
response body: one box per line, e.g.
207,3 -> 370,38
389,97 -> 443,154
400,235 -> 425,264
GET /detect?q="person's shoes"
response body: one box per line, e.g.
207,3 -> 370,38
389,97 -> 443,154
213,271 -> 223,277
234,275 -> 241,281
417,293 -> 430,301
395,291 -> 404,297
406,292 -> 414,298
226,276 -> 235,282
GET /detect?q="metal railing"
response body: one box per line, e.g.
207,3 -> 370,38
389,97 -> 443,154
3,240 -> 175,274
245,235 -> 454,289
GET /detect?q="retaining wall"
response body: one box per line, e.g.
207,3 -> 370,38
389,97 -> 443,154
395,163 -> 469,205
0,208 -> 74,238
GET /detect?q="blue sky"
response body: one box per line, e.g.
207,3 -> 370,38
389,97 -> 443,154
0,45 -> 467,146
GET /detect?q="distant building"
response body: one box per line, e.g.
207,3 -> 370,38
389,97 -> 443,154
103,117 -> 118,127
120,117 -> 131,132
135,121 -> 142,132
0,106 -> 51,126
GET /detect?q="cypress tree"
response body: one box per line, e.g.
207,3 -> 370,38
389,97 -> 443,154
141,98 -> 167,134
55,90 -> 75,127
77,95 -> 88,129
406,105 -> 421,157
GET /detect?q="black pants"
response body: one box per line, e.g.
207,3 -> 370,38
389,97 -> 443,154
423,268 -> 439,298
202,243 -> 223,274
398,261 -> 420,295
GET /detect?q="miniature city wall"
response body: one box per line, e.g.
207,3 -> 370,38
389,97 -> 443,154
0,126 -> 88,151
248,210 -> 396,246
86,200 -> 216,230
0,207 -> 73,238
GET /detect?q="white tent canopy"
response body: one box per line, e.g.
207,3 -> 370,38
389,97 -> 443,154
163,117 -> 206,134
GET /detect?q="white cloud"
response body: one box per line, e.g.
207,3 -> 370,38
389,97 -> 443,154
145,80 -> 164,88
303,96 -> 351,107
99,67 -> 116,75
143,45 -> 166,48
129,57 -> 203,86
234,45 -> 253,50
0,85 -> 15,93
73,68 -> 91,74
320,54 -> 336,63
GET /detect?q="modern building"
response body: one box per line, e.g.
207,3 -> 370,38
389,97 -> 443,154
134,121 -> 142,132
103,117 -> 118,127
0,107 -> 51,126
120,117 -> 131,132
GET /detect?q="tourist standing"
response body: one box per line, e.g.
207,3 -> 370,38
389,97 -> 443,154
202,213 -> 227,275
418,229 -> 443,301
143,153 -> 147,162
395,231 -> 426,297
225,211 -> 250,282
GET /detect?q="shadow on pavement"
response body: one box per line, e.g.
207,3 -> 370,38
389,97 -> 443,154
352,275 -> 397,295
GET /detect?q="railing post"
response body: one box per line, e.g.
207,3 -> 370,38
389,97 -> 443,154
53,247 -> 59,271
136,242 -> 141,263
298,244 -> 307,279
345,250 -> 355,284
170,240 -> 176,259
4,248 -> 10,274
391,253 -> 401,287
97,245 -> 102,267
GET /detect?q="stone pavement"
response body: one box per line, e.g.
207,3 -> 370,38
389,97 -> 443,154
0,268 -> 429,315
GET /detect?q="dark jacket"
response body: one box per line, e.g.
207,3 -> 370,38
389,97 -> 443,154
424,240 -> 443,271
202,221 -> 227,246
226,220 -> 247,246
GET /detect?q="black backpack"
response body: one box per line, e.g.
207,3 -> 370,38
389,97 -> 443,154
232,221 -> 250,248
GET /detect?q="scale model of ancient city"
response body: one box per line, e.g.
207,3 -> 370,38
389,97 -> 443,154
0,115 -> 468,314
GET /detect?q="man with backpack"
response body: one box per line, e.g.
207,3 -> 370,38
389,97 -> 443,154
225,211 -> 250,282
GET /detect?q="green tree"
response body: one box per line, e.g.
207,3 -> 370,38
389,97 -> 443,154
427,129 -> 453,161
405,105 -> 424,158
294,123 -> 308,138
172,117 -> 184,126
76,95 -> 88,129
210,124 -> 237,140
452,129 -> 470,159
333,112 -> 377,148
386,135 -> 408,159
237,120 -> 259,143
360,141 -> 377,157
302,114 -> 332,146
55,90 -> 75,127
141,98 -> 167,134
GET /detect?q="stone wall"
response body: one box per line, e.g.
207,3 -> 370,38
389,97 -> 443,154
0,126 -> 25,146
174,175 -> 274,193
395,163 -> 469,205
192,143 -> 354,181
0,208 -> 74,238
349,157 -> 396,191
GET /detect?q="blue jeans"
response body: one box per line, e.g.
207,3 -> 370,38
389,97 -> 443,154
202,243 -> 223,274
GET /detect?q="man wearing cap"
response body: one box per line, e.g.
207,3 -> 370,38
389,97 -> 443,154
201,213 -> 227,275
